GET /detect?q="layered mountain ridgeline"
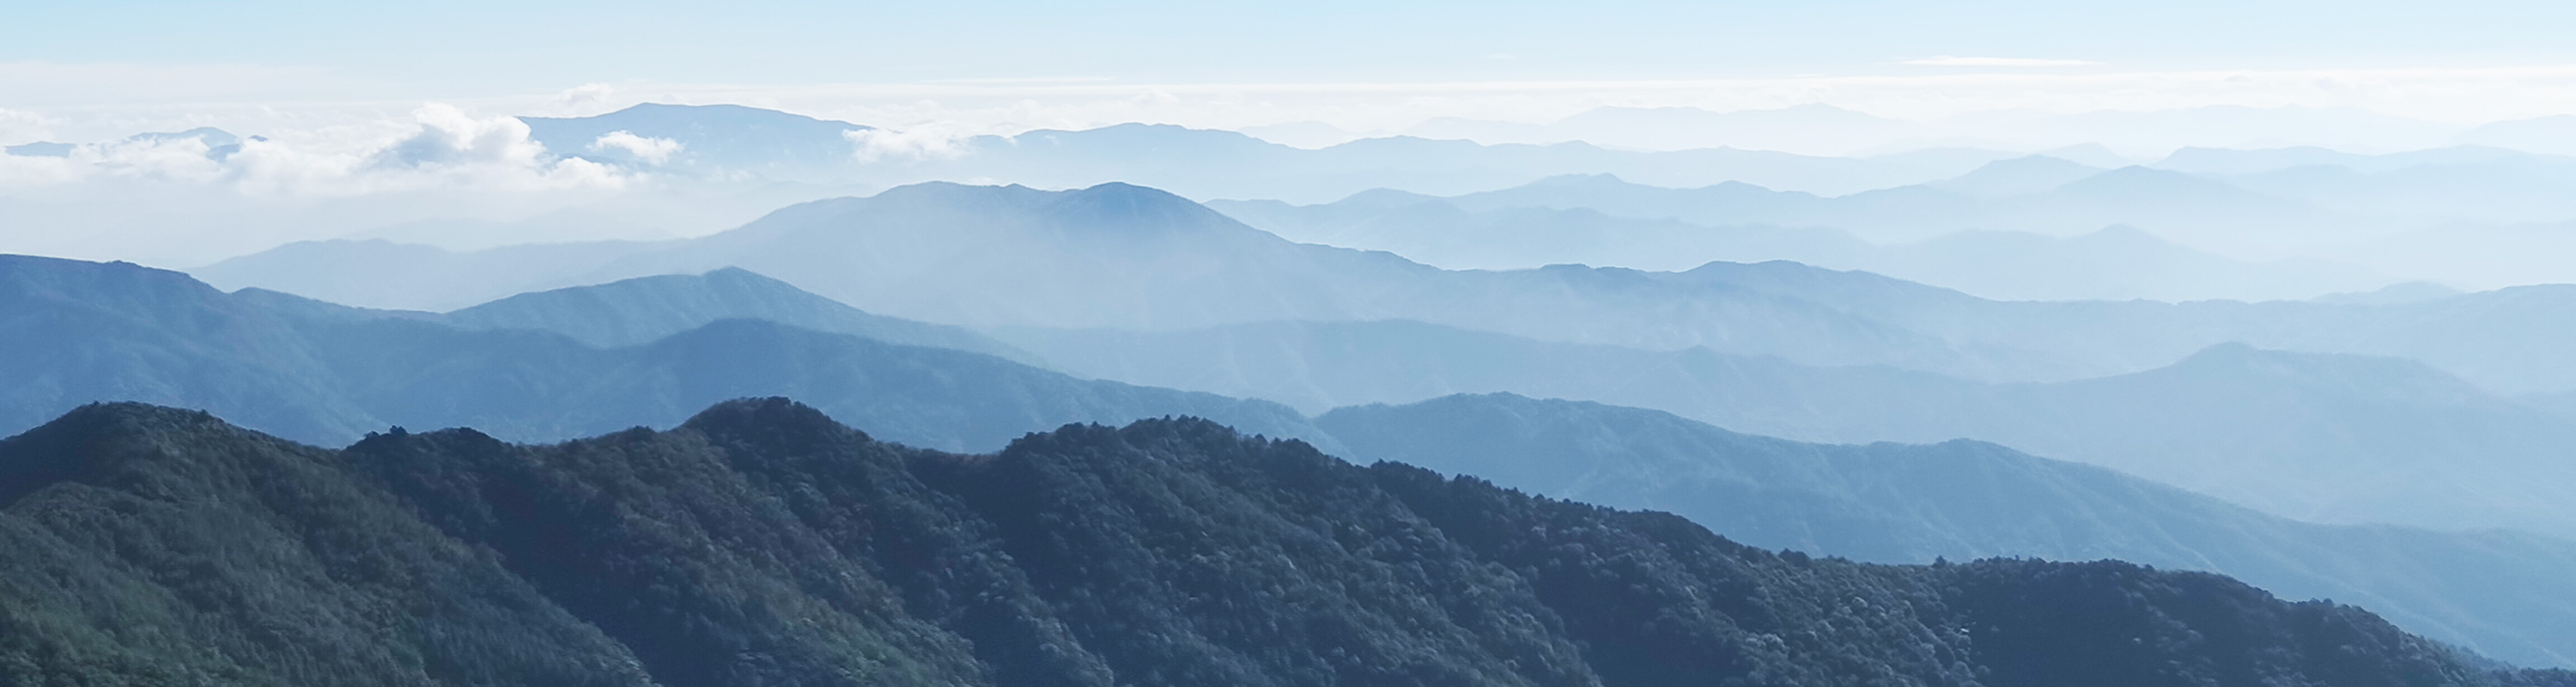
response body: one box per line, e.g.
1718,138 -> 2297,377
4,399 -> 2570,687
197,180 -> 2576,396
999,319 -> 2576,538
1400,167 -> 2331,250
1206,185 -> 2391,302
28,254 -> 2576,665
1320,393 -> 2576,667
0,255 -> 1320,453
513,103 -> 2026,201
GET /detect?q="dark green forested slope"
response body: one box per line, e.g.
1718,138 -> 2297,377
2,399 -> 2568,687
1319,392 -> 2576,667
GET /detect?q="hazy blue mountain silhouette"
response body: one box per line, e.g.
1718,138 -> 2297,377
1212,183 -> 2389,302
2221,153 -> 2576,225
0,254 -> 1321,452
1431,167 -> 2334,251
2156,144 -> 2553,175
193,238 -> 665,311
436,181 -> 2034,378
3,127 -> 245,160
1321,392 -> 2576,666
1000,313 -> 2576,537
29,251 -> 2576,666
1408,103 -> 1915,154
1923,155 -> 2108,197
2458,115 -> 2576,156
521,102 -> 872,180
510,103 -> 2029,200
197,180 -> 2576,394
436,267 -> 1042,363
0,255 -> 378,441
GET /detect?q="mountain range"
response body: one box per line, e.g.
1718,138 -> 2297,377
1400,167 -> 2342,254
991,314 -> 2576,538
26,251 -> 2576,665
5,398 -> 2573,685
1405,104 -> 2475,156
196,180 -> 2576,398
1209,174 -> 2393,302
513,103 -> 2041,200
0,255 -> 1321,453
1324,392 -> 2576,666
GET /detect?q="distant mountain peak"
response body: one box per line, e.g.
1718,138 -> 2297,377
1043,181 -> 1242,233
539,102 -> 871,131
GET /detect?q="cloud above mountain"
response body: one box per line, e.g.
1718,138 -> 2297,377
4,103 -> 635,196
589,130 -> 683,163
843,125 -> 970,161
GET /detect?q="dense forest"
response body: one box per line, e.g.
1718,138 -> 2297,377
1,398 -> 2568,686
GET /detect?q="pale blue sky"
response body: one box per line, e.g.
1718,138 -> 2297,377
10,0 -> 2575,89
7,0 -> 2576,146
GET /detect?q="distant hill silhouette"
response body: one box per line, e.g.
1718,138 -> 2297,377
29,252 -> 2576,665
1,255 -> 1320,452
521,102 -> 873,181
513,102 -> 2032,200
999,313 -> 2576,536
1212,176 -> 2391,302
197,180 -> 2576,396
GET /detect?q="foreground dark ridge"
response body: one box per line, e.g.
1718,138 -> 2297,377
1,400 -> 2567,687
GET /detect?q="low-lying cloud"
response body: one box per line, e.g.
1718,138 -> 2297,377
590,131 -> 683,164
1,103 -> 635,196
844,125 -> 973,162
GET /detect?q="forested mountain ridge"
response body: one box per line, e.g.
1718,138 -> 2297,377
3,398 -> 2568,687
1321,392 -> 2576,667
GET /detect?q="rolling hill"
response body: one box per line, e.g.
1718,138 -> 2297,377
1,254 -> 1318,452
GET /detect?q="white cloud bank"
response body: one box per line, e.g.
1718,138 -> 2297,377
844,125 -> 972,162
3,103 -> 632,196
0,103 -> 661,266
590,131 -> 683,164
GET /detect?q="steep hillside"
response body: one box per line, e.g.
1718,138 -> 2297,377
3,399 -> 2566,686
1321,392 -> 2576,666
0,255 -> 379,441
